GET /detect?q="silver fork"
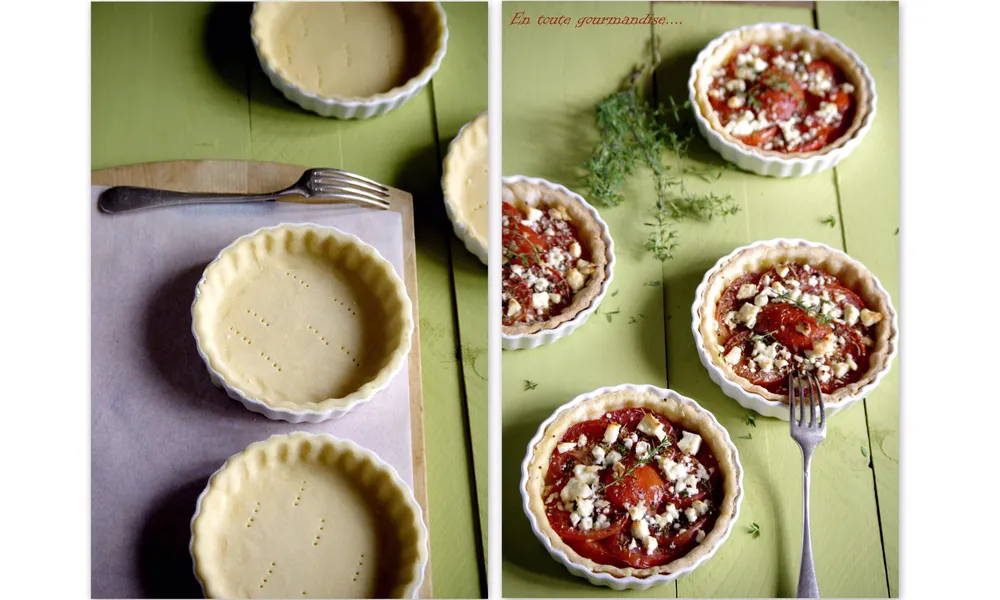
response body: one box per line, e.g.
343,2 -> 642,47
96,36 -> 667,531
98,168 -> 391,213
789,372 -> 826,598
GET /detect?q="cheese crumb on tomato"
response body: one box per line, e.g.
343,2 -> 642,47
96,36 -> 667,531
531,292 -> 550,312
684,507 -> 699,522
809,333 -> 837,358
591,446 -> 606,465
860,308 -> 883,327
754,292 -> 770,307
627,501 -> 647,521
696,530 -> 706,543
557,442 -> 575,453
737,283 -> 758,299
724,346 -> 742,365
815,101 -> 840,126
737,302 -> 761,328
631,518 -> 658,555
506,299 -> 521,318
566,268 -> 585,292
637,413 -> 667,441
654,503 -> 680,527
603,422 -> 621,444
678,431 -> 703,456
605,450 -> 623,466
844,303 -> 860,326
634,441 -> 651,459
577,434 -> 587,447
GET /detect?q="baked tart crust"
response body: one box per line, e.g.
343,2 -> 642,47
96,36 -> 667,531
692,24 -> 873,158
501,180 -> 609,336
524,388 -> 740,579
695,240 -> 897,404
191,432 -> 427,598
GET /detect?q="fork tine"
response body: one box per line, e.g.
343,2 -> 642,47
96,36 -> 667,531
788,372 -> 798,425
312,183 -> 391,205
312,168 -> 390,192
809,374 -> 818,427
311,191 -> 391,210
313,175 -> 390,197
812,373 -> 825,428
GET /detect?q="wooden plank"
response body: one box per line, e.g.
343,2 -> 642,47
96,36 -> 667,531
431,2 -> 490,585
91,2 -> 251,169
652,3 -> 888,598
501,2 -> 670,598
91,159 -> 432,598
815,2 -> 900,596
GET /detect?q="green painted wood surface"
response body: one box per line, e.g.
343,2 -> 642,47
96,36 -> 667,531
91,3 -> 485,597
429,2 -> 491,575
502,2 -> 898,598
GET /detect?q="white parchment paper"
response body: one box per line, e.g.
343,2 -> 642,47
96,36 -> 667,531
90,186 -> 413,598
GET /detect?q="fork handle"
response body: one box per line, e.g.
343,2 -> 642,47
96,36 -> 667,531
98,186 -> 291,213
798,450 -> 820,598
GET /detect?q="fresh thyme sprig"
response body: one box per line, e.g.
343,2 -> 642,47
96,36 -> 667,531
524,380 -> 538,391
748,522 -> 761,538
600,436 -> 671,492
584,55 -> 739,261
821,214 -> 837,228
773,291 -> 834,325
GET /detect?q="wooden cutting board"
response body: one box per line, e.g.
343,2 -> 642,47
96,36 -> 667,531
93,159 -> 432,599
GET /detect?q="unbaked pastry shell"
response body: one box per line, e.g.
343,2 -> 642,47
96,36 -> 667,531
692,238 -> 898,419
442,112 -> 488,265
500,176 -> 615,350
250,2 -> 448,119
192,223 -> 413,423
688,22 -> 877,177
521,385 -> 743,589
190,432 -> 427,599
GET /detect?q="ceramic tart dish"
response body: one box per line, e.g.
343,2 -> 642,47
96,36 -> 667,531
501,176 -> 615,351
442,111 -> 488,265
191,223 -> 413,423
190,432 -> 428,599
521,384 -> 743,590
250,2 -> 448,119
688,22 -> 877,177
692,238 -> 898,420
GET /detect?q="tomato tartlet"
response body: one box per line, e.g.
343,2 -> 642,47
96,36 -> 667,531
523,387 -> 741,584
694,239 -> 897,417
501,178 -> 613,347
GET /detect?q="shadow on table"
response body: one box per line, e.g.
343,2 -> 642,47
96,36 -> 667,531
652,48 -> 734,169
502,408 -> 597,590
395,143 -> 457,270
205,1 -> 301,114
143,263 -> 258,419
137,474 -> 213,599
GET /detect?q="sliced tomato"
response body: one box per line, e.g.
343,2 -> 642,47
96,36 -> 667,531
716,273 -> 760,337
660,514 -> 712,551
750,68 -> 805,121
605,529 -> 674,569
569,538 -> 628,567
603,462 -> 667,511
813,284 -> 865,311
806,60 -> 837,83
754,303 -> 831,351
722,330 -> 787,387
742,125 -> 780,148
547,505 -> 627,542
795,133 -> 830,153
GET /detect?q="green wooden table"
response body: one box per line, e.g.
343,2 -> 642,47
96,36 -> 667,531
502,2 -> 898,597
91,2 -> 487,597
